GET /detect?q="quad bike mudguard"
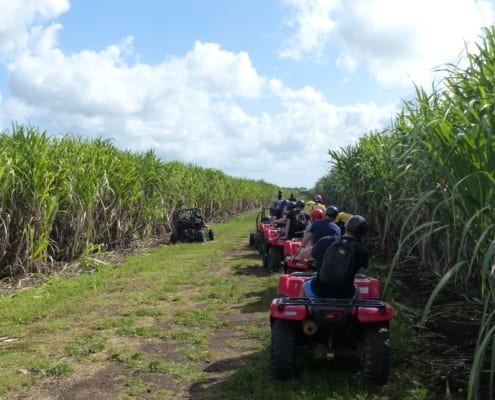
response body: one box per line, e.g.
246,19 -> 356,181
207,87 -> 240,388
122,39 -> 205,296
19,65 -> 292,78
273,272 -> 394,323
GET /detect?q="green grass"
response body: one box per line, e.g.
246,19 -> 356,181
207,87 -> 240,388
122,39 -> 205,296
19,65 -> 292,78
64,334 -> 106,359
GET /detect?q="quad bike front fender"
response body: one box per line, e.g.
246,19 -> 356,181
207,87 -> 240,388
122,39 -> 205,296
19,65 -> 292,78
357,303 -> 394,323
270,299 -> 308,321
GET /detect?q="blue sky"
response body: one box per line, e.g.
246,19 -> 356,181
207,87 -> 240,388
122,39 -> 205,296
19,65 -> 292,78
0,1 -> 494,188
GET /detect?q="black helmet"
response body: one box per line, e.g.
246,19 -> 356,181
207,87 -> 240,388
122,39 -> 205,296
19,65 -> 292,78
325,205 -> 339,219
286,201 -> 296,211
344,215 -> 368,237
296,200 -> 305,209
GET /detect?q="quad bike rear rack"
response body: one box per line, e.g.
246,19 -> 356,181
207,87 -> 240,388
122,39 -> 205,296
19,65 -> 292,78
276,297 -> 387,311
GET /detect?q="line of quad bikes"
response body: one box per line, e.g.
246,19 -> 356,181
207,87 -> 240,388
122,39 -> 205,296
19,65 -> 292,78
169,206 -> 395,386
248,207 -> 395,386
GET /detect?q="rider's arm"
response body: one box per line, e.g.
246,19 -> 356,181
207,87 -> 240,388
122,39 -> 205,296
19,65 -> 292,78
301,231 -> 313,248
272,214 -> 286,224
296,245 -> 312,261
283,219 -> 290,238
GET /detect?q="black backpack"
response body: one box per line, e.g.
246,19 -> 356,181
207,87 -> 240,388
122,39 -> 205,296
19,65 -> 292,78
318,238 -> 356,288
293,211 -> 308,232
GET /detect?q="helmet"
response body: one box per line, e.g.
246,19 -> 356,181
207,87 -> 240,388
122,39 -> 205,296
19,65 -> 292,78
344,215 -> 368,237
313,194 -> 323,203
286,201 -> 296,211
296,200 -> 305,209
325,205 -> 339,219
310,209 -> 325,221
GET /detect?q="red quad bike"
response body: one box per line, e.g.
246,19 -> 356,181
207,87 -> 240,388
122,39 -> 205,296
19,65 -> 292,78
283,239 -> 315,274
262,222 -> 304,272
270,272 -> 394,385
261,225 -> 286,271
249,207 -> 273,254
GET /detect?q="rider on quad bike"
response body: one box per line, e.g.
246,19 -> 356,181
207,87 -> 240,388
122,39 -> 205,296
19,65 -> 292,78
279,200 -> 309,240
283,208 -> 325,274
264,200 -> 309,272
270,215 -> 394,385
298,206 -> 340,253
301,214 -> 368,299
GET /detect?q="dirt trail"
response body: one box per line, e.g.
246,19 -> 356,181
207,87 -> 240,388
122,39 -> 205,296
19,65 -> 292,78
5,241 -> 271,400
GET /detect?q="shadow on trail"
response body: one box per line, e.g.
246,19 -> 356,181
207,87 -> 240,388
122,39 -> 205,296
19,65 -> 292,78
233,263 -> 269,277
188,347 -> 379,400
231,262 -> 282,313
235,248 -> 264,260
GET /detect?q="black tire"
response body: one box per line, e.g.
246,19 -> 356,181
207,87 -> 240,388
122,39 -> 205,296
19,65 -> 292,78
249,232 -> 255,246
170,232 -> 178,244
195,230 -> 206,242
361,323 -> 390,385
257,235 -> 266,255
208,229 -> 215,241
268,247 -> 282,272
262,246 -> 269,269
271,319 -> 298,379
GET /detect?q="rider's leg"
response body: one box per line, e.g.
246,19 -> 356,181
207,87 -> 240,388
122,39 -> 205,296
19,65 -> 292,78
300,279 -> 318,298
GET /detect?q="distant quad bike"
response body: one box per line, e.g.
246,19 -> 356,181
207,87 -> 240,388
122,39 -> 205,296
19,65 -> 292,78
170,208 -> 214,244
249,207 -> 272,253
270,272 -> 394,385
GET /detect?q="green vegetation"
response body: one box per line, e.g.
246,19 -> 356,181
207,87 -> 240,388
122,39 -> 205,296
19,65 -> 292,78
0,125 -> 283,276
314,26 -> 495,400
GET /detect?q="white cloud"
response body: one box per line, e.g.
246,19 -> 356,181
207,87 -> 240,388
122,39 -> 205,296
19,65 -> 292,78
184,42 -> 265,98
0,0 -> 69,59
0,0 -> 400,188
279,0 -> 338,60
281,0 -> 495,87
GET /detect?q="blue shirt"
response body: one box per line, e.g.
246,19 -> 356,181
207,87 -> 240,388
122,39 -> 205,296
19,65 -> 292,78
309,219 -> 341,245
311,236 -> 338,267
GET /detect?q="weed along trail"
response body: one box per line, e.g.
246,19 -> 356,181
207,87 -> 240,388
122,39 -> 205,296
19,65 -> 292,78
1,211 -> 434,399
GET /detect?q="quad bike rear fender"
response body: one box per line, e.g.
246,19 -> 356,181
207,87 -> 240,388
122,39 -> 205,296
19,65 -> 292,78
258,222 -> 271,232
354,275 -> 381,299
270,298 -> 308,320
272,297 -> 394,324
264,228 -> 282,241
277,273 -> 313,297
283,239 -> 302,256
357,304 -> 394,323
